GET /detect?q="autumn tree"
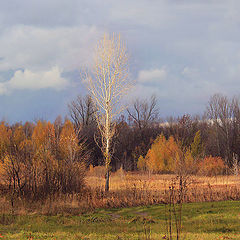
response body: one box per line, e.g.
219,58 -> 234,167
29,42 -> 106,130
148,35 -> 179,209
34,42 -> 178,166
141,135 -> 182,173
86,33 -> 130,191
182,130 -> 205,173
0,124 -> 33,203
198,156 -> 225,176
58,120 -> 87,193
0,119 -> 90,200
9,126 -> 28,195
0,122 -> 11,159
0,123 -> 15,195
190,130 -> 204,159
137,155 -> 147,172
31,121 -> 57,196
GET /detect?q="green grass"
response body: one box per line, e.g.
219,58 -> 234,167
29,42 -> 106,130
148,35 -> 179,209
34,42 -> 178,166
0,201 -> 240,239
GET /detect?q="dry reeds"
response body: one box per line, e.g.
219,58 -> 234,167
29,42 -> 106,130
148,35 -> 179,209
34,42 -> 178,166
0,170 -> 240,215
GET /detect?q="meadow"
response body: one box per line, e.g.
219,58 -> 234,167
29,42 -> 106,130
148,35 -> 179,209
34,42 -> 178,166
83,169 -> 240,209
86,168 -> 240,192
0,170 -> 240,239
0,200 -> 239,239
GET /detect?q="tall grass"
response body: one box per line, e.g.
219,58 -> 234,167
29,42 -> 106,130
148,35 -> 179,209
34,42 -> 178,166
0,169 -> 240,215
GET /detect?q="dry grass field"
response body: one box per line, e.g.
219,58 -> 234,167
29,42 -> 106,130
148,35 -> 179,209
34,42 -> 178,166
83,167 -> 240,210
86,168 -> 240,192
0,167 -> 239,216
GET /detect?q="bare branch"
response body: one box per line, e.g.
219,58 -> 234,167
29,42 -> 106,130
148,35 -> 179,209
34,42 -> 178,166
84,33 -> 132,191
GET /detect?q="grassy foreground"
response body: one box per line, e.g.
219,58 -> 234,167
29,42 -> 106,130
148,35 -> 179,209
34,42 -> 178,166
0,201 -> 239,240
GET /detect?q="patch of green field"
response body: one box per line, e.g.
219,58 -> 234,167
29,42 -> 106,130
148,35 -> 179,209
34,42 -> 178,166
0,201 -> 239,239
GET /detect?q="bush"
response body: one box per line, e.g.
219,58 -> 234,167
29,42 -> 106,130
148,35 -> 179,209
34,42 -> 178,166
198,156 -> 226,176
137,155 -> 146,171
0,120 -> 88,200
88,165 -> 105,178
143,135 -> 182,173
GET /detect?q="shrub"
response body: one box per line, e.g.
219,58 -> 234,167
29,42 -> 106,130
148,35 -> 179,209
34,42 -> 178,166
198,156 -> 226,176
0,120 -> 88,200
137,155 -> 146,171
88,165 -> 105,178
144,135 -> 182,173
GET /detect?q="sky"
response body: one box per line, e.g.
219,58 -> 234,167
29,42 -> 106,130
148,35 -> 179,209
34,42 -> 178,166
0,0 -> 240,122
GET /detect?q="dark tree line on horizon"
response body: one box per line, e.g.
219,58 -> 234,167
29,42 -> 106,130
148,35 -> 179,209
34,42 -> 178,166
68,93 -> 240,172
0,92 -> 239,199
1,92 -> 240,174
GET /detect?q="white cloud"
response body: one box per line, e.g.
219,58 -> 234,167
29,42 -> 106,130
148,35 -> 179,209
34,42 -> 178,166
137,67 -> 167,83
0,25 -> 102,72
1,0 -> 240,119
182,67 -> 199,79
0,83 -> 7,95
1,67 -> 67,94
127,67 -> 168,102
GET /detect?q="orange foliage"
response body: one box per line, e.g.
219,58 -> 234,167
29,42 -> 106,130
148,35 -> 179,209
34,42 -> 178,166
0,122 -> 11,158
144,135 -> 182,173
13,126 -> 26,146
31,121 -> 57,181
198,156 -> 226,176
137,155 -> 146,171
0,120 -> 87,198
32,121 -> 55,150
59,120 -> 79,159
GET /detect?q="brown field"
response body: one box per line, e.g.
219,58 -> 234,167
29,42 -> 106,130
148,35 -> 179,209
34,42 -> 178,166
1,167 -> 240,215
86,168 -> 240,192
82,167 -> 240,210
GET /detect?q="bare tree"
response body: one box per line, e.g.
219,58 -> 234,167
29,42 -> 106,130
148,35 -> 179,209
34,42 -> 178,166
127,95 -> 159,130
232,97 -> 240,170
206,93 -> 236,167
68,95 -> 96,131
86,33 -> 130,192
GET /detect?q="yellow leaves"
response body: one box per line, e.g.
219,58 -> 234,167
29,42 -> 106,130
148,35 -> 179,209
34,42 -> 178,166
59,120 -> 79,159
0,154 -> 27,184
32,121 -> 55,150
31,121 -> 57,173
184,149 -> 194,171
145,149 -> 160,172
165,136 -> 181,172
0,122 -> 11,159
0,154 -> 11,176
138,131 -> 207,174
19,139 -> 33,152
190,130 -> 204,159
137,155 -> 146,171
13,126 -> 26,146
144,134 -> 182,173
0,119 -> 87,196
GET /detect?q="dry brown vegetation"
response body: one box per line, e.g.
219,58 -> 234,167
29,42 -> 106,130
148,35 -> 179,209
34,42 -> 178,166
0,166 -> 240,216
87,167 -> 240,191
17,169 -> 240,214
85,167 -> 240,207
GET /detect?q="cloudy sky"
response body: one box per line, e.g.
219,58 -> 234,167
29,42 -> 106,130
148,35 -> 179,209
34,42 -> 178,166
0,0 -> 239,122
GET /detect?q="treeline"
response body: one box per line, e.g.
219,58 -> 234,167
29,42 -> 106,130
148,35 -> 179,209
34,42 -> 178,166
0,92 -> 240,199
68,93 -> 240,174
